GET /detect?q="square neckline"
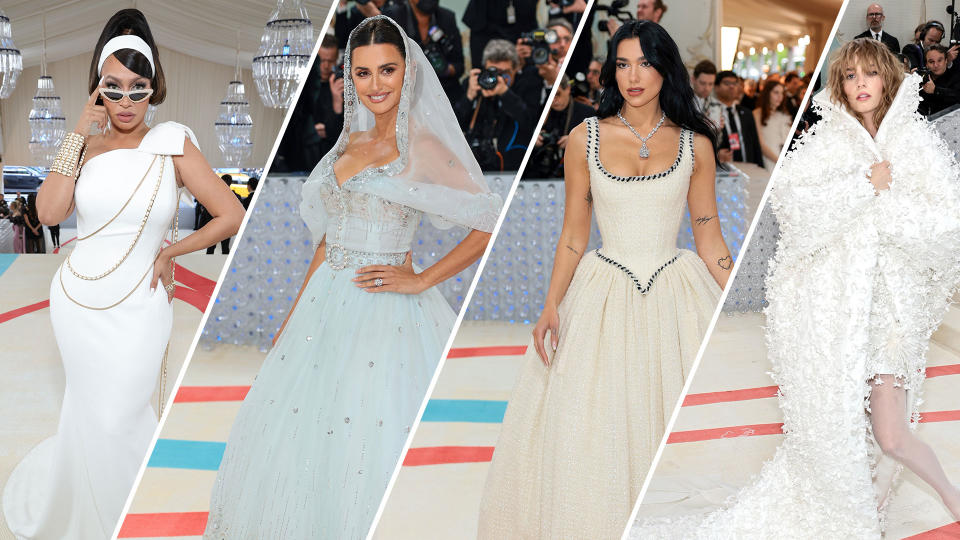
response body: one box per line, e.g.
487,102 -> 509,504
589,117 -> 688,182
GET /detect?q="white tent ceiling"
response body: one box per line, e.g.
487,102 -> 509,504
2,0 -> 333,69
725,0 -> 841,51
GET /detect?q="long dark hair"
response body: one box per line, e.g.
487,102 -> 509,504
88,9 -> 166,105
597,21 -> 718,163
757,80 -> 786,126
349,17 -> 407,60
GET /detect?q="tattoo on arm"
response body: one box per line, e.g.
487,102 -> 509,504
566,245 -> 581,256
585,188 -> 593,204
717,255 -> 732,270
695,215 -> 717,226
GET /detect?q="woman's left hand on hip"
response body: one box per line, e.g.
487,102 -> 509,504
354,252 -> 426,294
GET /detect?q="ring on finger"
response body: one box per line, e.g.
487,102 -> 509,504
374,277 -> 383,287
164,282 -> 176,293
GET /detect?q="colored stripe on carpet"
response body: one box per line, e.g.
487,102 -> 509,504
446,345 -> 527,358
175,385 -> 250,403
0,253 -> 17,277
0,299 -> 49,324
148,439 -> 225,470
118,511 -> 208,538
422,399 -> 507,423
403,445 -> 494,466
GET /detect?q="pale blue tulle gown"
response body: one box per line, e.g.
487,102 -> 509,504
203,15 -> 501,538
204,163 -> 500,538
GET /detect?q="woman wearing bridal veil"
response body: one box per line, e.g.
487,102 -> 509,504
203,15 -> 502,539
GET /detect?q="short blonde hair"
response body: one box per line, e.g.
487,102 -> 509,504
827,38 -> 903,126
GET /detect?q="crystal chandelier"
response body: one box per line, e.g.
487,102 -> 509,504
252,0 -> 313,108
215,80 -> 254,166
28,16 -> 65,166
0,8 -> 22,99
28,76 -> 66,166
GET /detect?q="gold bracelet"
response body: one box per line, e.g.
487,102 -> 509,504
49,132 -> 86,178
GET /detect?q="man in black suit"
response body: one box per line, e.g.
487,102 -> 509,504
714,70 -> 764,168
855,4 -> 900,55
462,0 -> 538,69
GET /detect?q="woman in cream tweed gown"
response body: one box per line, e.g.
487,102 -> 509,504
477,21 -> 731,539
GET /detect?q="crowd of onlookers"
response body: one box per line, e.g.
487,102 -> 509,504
691,61 -> 807,171
0,175 -> 257,254
284,0 -> 797,180
857,2 -> 960,116
1,192 -> 56,253
273,0 -> 599,174
529,0 -> 799,178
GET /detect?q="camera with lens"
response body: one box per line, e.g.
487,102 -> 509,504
917,66 -> 933,84
947,1 -> 960,46
596,0 -> 634,33
424,25 -> 457,74
519,28 -> 559,65
468,135 -> 502,170
529,129 -> 564,178
478,67 -> 502,91
334,63 -> 345,80
547,0 -> 577,17
569,72 -> 591,100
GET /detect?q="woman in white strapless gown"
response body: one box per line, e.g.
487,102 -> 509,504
2,10 -> 243,539
202,17 -> 501,539
477,21 -> 731,539
753,80 -> 793,169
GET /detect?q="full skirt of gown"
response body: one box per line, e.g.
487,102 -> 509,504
477,249 -> 721,539
203,262 -> 455,539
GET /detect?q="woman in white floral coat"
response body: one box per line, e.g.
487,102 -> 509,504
633,38 -> 960,539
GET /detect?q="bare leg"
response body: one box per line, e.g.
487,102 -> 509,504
870,374 -> 960,520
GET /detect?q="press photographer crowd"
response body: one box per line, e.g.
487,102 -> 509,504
269,0 -> 960,179
272,0 -> 593,174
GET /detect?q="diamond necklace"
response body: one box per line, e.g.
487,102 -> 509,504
617,110 -> 666,159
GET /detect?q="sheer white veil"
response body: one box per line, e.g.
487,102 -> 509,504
306,15 -> 501,233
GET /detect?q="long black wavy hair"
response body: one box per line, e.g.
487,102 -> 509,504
88,9 -> 166,105
597,20 -> 718,163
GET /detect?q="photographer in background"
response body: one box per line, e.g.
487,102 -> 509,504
920,44 -> 960,115
455,39 -> 539,171
517,19 -> 575,110
902,20 -> 959,71
273,34 -> 343,172
462,0 -> 538,69
334,0 -> 395,49
383,0 -> 465,103
605,0 -> 666,35
547,0 -> 592,75
526,74 -> 594,178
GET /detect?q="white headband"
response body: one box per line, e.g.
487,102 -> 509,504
97,35 -> 155,77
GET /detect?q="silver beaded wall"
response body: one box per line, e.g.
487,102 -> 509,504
466,171 -> 749,323
721,200 -> 779,313
200,173 -> 516,351
201,167 -> 755,349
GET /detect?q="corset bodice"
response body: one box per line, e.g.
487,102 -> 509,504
585,117 -> 695,279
